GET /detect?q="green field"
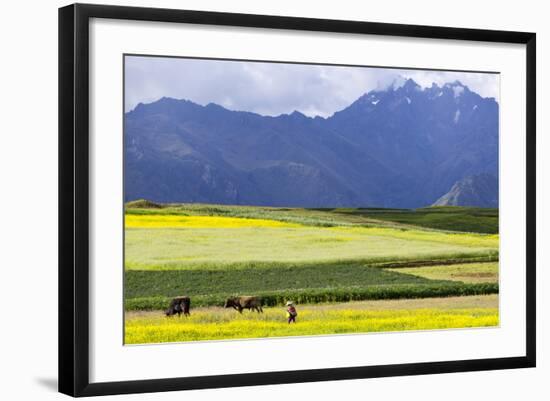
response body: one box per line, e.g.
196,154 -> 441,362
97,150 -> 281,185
124,202 -> 499,343
331,206 -> 499,234
125,261 -> 499,310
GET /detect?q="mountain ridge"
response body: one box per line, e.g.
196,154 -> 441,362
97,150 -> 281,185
124,78 -> 499,208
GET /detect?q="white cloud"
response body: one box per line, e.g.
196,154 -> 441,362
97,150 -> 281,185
125,56 -> 499,117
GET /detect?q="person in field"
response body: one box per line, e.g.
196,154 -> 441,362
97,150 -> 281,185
286,301 -> 297,324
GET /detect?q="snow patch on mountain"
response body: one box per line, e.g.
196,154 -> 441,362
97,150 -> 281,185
452,85 -> 465,98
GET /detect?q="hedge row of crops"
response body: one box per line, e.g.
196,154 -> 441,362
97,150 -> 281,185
125,283 -> 499,311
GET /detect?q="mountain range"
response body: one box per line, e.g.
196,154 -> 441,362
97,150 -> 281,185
124,78 -> 499,208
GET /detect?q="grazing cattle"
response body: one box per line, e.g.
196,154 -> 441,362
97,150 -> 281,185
224,296 -> 263,313
165,296 -> 190,317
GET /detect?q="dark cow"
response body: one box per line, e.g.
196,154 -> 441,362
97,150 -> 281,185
165,296 -> 191,317
224,296 -> 263,313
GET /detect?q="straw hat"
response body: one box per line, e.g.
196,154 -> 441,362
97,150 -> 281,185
286,301 -> 294,306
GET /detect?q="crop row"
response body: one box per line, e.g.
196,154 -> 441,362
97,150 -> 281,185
125,282 -> 499,311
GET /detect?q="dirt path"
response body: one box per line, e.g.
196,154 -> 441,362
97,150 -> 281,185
126,294 -> 498,319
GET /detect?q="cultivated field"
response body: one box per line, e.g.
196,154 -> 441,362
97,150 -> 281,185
124,202 -> 499,343
125,295 -> 498,344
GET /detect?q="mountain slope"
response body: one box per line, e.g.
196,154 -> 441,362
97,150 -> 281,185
432,173 -> 499,207
124,79 -> 499,208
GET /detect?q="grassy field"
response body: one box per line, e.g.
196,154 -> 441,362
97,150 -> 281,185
332,206 -> 499,234
125,295 -> 499,344
124,202 -> 499,343
125,215 -> 497,270
387,262 -> 499,284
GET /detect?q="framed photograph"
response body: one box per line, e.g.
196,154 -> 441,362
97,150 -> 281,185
58,3 -> 536,397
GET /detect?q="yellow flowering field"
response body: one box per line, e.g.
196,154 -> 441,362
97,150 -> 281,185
125,296 -> 498,344
125,214 -> 302,228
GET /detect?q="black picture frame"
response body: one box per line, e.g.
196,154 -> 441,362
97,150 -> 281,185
59,3 -> 536,397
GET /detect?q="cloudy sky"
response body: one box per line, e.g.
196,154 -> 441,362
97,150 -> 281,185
125,55 -> 499,117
